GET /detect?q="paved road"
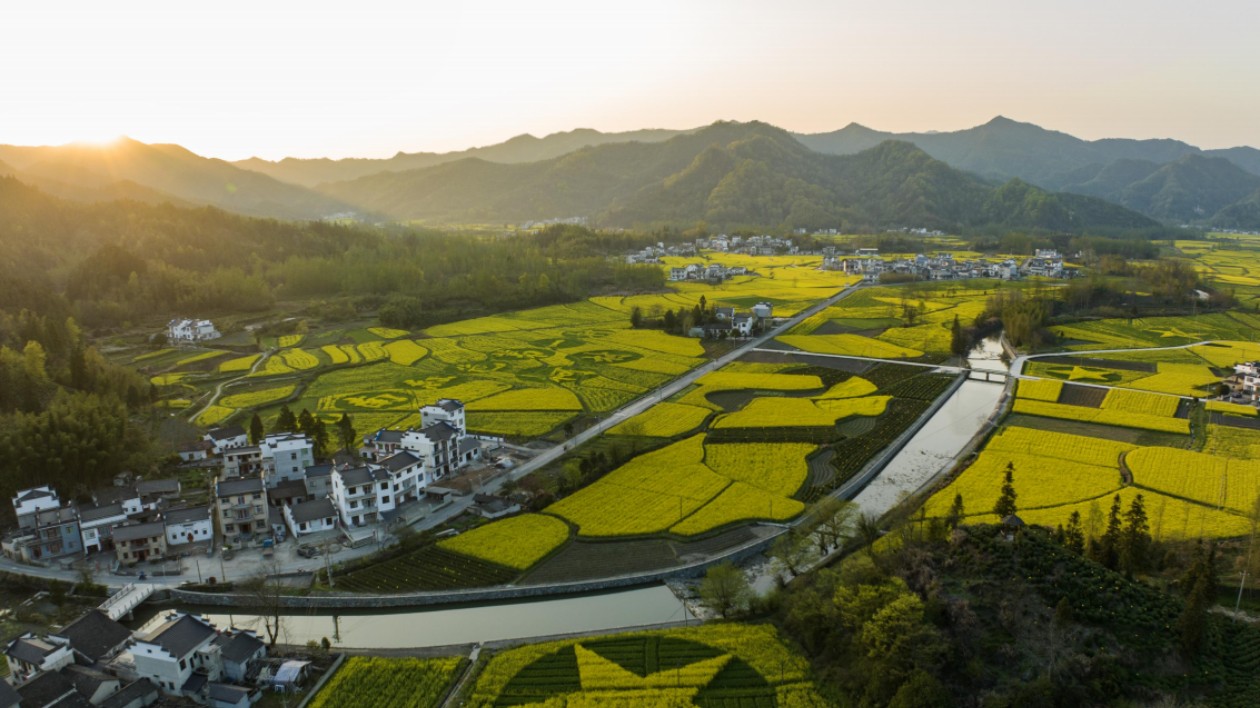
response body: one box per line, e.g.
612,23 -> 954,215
188,348 -> 275,424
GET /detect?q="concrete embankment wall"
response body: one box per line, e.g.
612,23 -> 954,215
166,527 -> 782,610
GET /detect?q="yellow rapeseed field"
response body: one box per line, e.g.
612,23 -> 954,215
704,442 -> 815,496
220,385 -> 296,409
813,377 -> 877,399
1012,399 -> 1189,434
383,339 -> 429,366
465,387 -> 583,411
218,354 -> 260,372
1205,400 -> 1257,416
776,333 -> 923,359
1101,388 -> 1180,417
438,514 -> 570,570
1016,378 -> 1063,402
670,482 -> 804,536
608,402 -> 711,437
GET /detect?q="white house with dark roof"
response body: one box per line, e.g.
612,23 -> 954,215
167,318 -> 220,343
129,613 -> 222,695
204,426 -> 248,455
78,502 -> 129,554
50,609 -> 133,666
12,486 -> 61,530
283,498 -> 339,537
360,399 -> 481,482
261,433 -> 315,487
330,466 -> 394,528
163,506 -> 213,547
214,631 -> 265,683
3,506 -> 82,562
4,633 -> 74,683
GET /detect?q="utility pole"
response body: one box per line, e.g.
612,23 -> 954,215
324,542 -> 334,588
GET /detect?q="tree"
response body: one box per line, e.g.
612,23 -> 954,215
1120,493 -> 1151,574
275,404 -> 297,433
629,306 -> 643,329
699,562 -> 752,619
993,463 -> 1017,518
949,314 -> 969,357
248,413 -> 265,445
1091,494 -> 1124,570
336,414 -> 357,453
311,417 -> 331,459
241,559 -> 286,648
945,494 -> 965,530
770,530 -> 817,581
809,496 -> 856,554
1063,510 -> 1085,554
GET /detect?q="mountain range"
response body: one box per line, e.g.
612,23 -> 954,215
2,117 -> 1258,230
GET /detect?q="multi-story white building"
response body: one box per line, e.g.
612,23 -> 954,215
4,633 -> 74,683
360,400 -> 480,481
12,487 -> 61,530
330,466 -> 394,527
78,502 -> 129,554
222,433 -> 315,488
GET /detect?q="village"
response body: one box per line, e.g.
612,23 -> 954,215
0,398 -> 526,706
626,234 -> 1073,283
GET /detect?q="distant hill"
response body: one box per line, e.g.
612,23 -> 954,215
797,117 -> 1260,227
317,121 -> 1154,232
0,139 -> 362,220
234,127 -> 691,187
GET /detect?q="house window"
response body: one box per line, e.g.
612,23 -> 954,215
382,496 -> 390,504
180,659 -> 187,670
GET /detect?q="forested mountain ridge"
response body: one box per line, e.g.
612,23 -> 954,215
798,116 -> 1260,227
316,121 -> 1155,232
233,127 -> 691,187
0,138 -> 362,220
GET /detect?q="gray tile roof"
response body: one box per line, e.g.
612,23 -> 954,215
216,477 -> 263,497
6,636 -> 59,665
422,421 -> 457,442
136,479 -> 180,496
304,463 -> 334,479
207,425 -> 246,440
163,506 -> 210,526
64,664 -> 118,697
99,679 -> 158,708
216,631 -> 264,663
436,399 -> 464,412
143,614 -> 216,659
111,521 -> 166,543
289,498 -> 337,524
458,438 -> 480,455
15,488 -> 55,502
379,451 -> 420,472
336,466 -> 387,487
0,679 -> 19,708
16,670 -> 77,707
208,683 -> 252,703
79,502 -> 126,523
53,610 -> 132,663
368,429 -> 405,444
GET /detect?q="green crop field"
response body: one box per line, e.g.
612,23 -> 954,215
465,623 -> 828,707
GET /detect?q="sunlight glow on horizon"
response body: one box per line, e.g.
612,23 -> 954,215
3,1 -> 1258,160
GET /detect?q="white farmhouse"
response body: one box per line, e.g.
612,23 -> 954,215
360,399 -> 481,481
163,506 -> 214,548
283,497 -> 339,537
330,466 -> 394,528
166,318 -> 220,343
12,487 -> 61,530
129,613 -> 222,694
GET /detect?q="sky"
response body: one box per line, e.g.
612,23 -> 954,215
2,1 -> 1258,160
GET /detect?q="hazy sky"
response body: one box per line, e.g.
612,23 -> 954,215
3,1 -> 1257,160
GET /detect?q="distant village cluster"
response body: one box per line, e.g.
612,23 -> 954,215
1225,361 -> 1260,406
833,248 -> 1071,281
165,318 -> 221,344
625,237 -> 1073,282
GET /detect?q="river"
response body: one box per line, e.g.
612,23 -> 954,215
850,337 -> 1007,516
133,584 -> 693,649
